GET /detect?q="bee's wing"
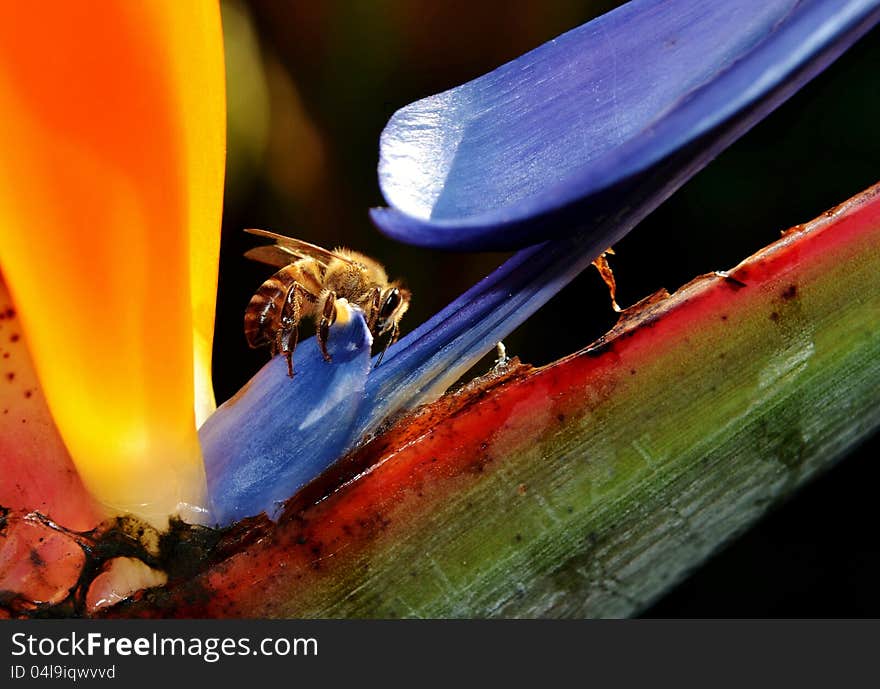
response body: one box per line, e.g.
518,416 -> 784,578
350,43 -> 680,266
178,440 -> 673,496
243,245 -> 302,268
243,228 -> 355,268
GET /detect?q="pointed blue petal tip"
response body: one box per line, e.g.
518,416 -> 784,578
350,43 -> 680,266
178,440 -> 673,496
201,309 -> 372,526
373,0 -> 880,250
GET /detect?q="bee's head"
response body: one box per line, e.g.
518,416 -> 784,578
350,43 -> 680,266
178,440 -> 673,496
375,284 -> 410,336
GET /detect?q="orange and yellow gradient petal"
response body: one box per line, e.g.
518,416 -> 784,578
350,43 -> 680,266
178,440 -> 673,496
0,3 -> 225,526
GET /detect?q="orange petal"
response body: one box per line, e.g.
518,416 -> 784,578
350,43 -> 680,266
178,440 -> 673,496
0,3 -> 225,526
166,3 -> 227,427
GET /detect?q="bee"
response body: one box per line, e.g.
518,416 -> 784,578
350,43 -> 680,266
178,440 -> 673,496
243,229 -> 410,377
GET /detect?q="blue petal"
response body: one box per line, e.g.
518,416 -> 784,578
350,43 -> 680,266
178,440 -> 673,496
356,210 -> 632,440
201,310 -> 372,526
372,0 -> 880,250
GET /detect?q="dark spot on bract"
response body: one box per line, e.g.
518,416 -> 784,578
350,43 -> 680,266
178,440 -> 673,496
557,413 -> 565,422
722,274 -> 747,289
4,309 -> 14,319
24,390 -> 32,399
9,334 -> 19,343
782,284 -> 798,300
720,314 -> 728,321
5,372 -> 12,381
770,311 -> 779,322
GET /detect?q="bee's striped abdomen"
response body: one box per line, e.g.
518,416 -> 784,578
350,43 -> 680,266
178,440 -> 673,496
243,261 -> 323,349
243,276 -> 286,348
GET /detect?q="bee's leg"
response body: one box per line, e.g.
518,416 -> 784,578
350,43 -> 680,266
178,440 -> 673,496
375,322 -> 399,367
366,287 -> 381,333
389,322 -> 401,347
277,326 -> 297,378
317,291 -> 337,363
278,283 -> 305,378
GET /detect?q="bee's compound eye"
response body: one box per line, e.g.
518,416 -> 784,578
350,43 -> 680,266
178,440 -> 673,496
379,288 -> 401,319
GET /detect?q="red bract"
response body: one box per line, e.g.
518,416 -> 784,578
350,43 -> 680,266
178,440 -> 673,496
0,282 -> 100,532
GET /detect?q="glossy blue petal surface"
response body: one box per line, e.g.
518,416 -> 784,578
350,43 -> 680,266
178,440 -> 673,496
202,310 -> 372,526
373,0 -> 880,250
